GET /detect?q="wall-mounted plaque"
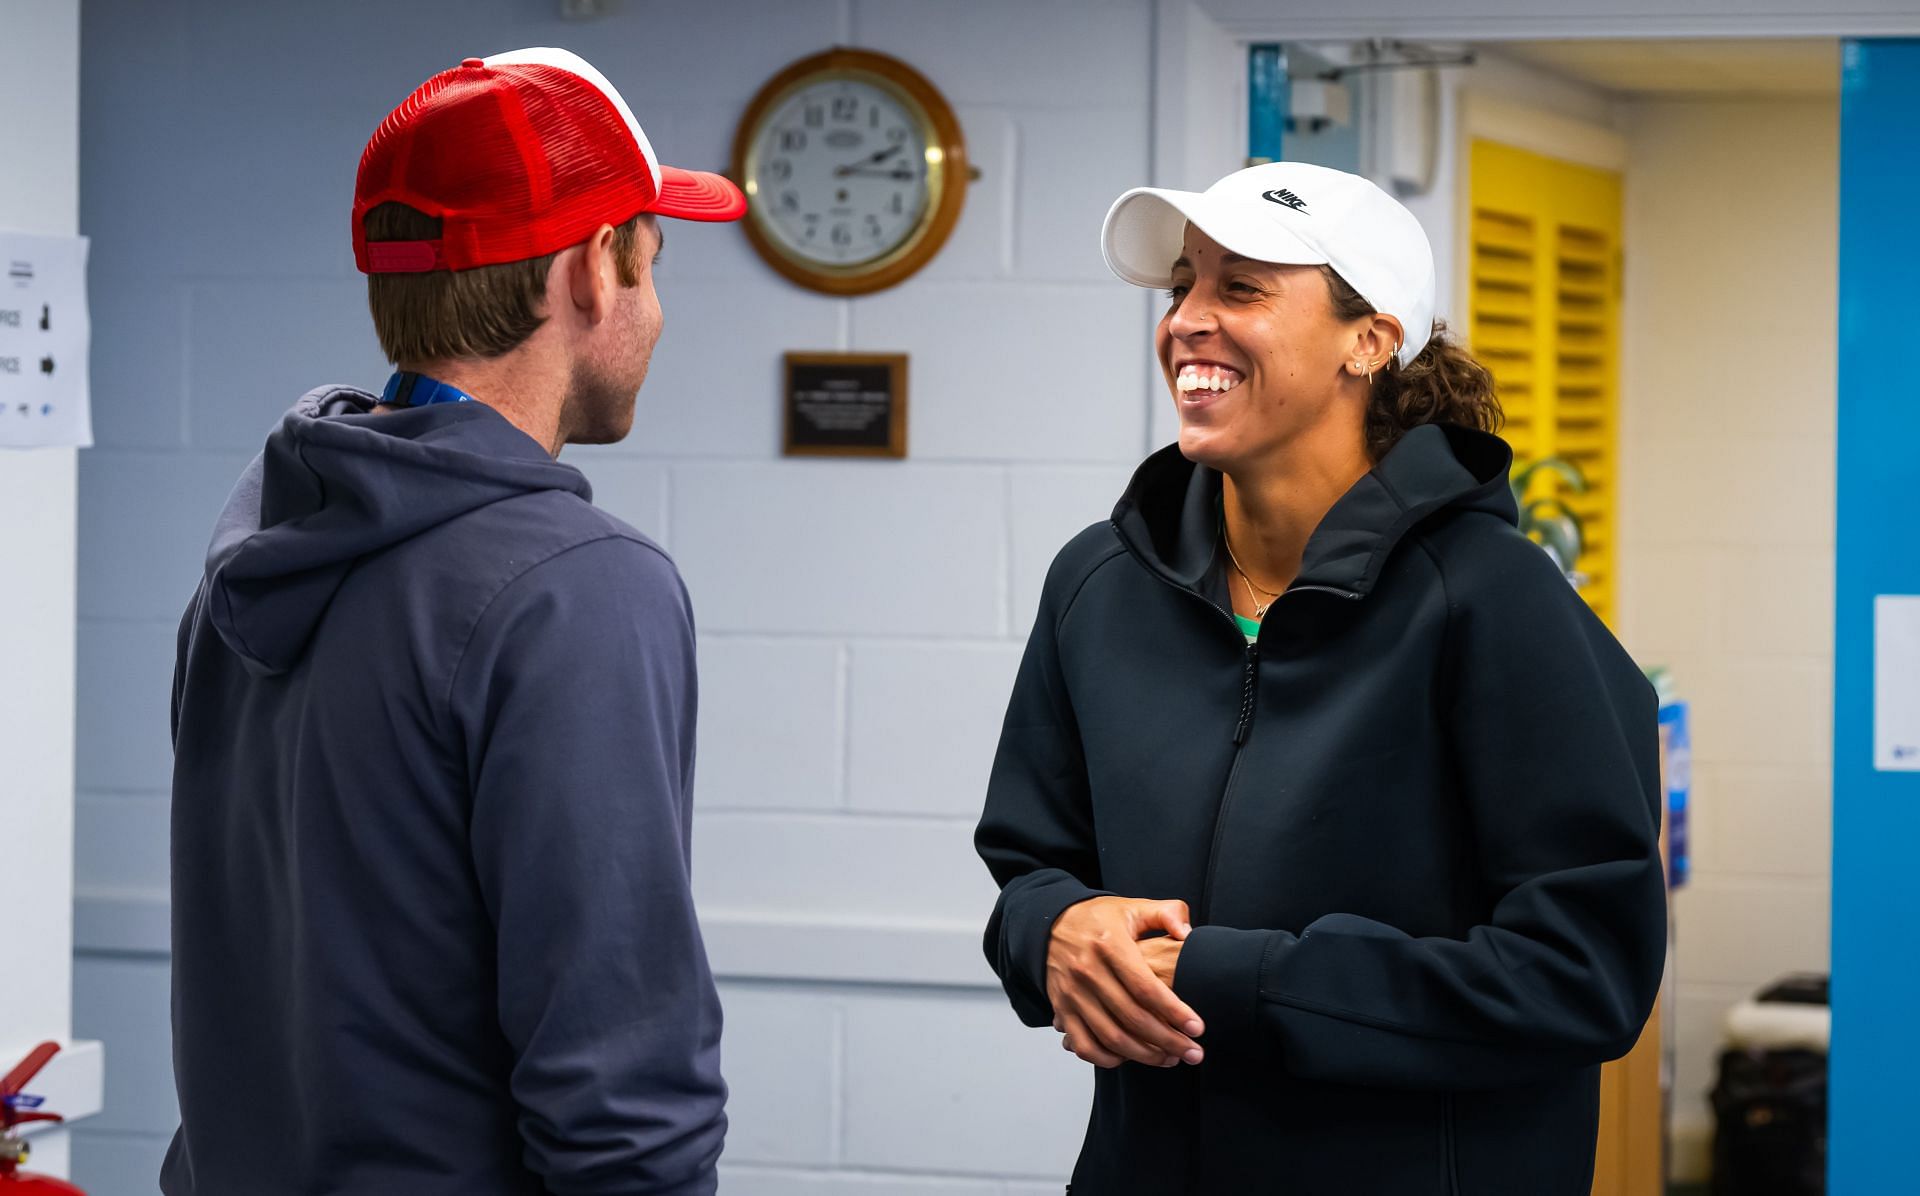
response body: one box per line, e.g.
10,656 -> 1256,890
783,351 -> 907,458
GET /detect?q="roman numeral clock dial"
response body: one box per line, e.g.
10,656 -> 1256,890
733,49 -> 970,295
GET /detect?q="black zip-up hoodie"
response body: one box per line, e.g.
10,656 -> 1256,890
977,424 -> 1666,1195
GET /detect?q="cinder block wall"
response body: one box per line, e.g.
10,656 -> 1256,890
1617,95 -> 1839,1181
72,1 -> 1157,1191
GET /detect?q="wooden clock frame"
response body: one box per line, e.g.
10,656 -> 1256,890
730,48 -> 968,296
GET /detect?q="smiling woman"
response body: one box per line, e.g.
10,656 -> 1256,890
975,161 -> 1667,1196
1129,164 -> 1501,478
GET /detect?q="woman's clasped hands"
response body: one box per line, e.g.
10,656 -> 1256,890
1045,896 -> 1207,1069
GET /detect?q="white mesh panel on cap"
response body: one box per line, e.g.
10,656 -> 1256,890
482,46 -> 662,193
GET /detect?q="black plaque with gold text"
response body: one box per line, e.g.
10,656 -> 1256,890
783,352 -> 907,458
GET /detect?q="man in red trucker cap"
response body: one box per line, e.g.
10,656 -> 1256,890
163,48 -> 744,1196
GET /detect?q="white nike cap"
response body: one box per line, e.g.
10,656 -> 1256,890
1101,162 -> 1435,368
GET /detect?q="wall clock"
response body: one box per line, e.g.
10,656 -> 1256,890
731,48 -> 969,296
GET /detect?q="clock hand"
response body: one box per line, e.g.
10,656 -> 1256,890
833,144 -> 904,177
838,168 -> 919,181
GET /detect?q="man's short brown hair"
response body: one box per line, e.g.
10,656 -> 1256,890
364,203 -> 643,364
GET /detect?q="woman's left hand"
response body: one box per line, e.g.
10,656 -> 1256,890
1138,936 -> 1183,990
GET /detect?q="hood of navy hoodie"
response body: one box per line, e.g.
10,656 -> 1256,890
204,385 -> 592,677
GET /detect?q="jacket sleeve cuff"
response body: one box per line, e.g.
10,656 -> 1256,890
1173,925 -> 1290,1059
1002,873 -> 1112,1026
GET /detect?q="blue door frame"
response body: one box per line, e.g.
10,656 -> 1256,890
1832,37 -> 1920,1194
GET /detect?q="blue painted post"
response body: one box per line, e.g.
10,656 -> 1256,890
1248,44 -> 1285,166
1832,37 -> 1920,1195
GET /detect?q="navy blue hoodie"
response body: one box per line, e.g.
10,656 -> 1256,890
163,386 -> 726,1196
978,424 -> 1666,1194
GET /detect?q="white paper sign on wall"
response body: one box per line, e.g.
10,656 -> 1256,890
1875,594 -> 1920,772
0,229 -> 91,449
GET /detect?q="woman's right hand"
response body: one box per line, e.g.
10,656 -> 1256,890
1046,896 -> 1207,1069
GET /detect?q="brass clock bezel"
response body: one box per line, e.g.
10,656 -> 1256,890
731,48 -> 968,297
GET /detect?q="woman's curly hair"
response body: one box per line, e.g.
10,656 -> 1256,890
1321,266 -> 1503,460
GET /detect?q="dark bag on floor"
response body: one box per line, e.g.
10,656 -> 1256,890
1710,1009 -> 1827,1196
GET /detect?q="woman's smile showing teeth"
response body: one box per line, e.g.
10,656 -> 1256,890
1175,362 -> 1245,398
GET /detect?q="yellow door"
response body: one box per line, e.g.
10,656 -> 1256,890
1466,138 -> 1623,628
1468,138 -> 1659,1195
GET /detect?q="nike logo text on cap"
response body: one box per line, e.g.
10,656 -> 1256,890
1262,188 -> 1308,213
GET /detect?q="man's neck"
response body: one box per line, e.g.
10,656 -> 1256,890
1220,415 -> 1373,594
392,352 -> 568,457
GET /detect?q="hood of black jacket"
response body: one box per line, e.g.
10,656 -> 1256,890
202,385 -> 593,677
1111,423 -> 1518,598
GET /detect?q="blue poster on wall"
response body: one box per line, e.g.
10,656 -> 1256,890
1658,701 -> 1689,890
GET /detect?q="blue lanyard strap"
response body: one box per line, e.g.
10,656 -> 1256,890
380,371 -> 476,408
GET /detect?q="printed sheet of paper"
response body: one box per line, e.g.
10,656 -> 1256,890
0,230 -> 91,449
1876,594 -> 1920,772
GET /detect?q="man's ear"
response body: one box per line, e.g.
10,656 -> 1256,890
564,223 -> 620,325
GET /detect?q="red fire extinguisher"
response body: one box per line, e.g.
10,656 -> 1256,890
1,1042 -> 84,1194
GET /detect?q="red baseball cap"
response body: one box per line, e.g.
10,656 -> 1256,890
353,47 -> 747,274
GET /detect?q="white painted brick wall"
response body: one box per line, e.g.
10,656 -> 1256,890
839,990 -> 1086,1178
573,451 -> 672,543
74,620 -> 177,793
713,982 -> 1090,1189
847,642 -> 1024,817
722,1168 -> 1006,1196
1008,466 -> 1140,634
696,638 -> 847,811
619,281 -> 845,458
79,451 -> 256,622
73,796 -> 168,892
184,280 -> 390,451
917,110 -> 1016,284
73,2 -> 1156,1190
672,462 -> 1012,636
712,986 -> 840,1166
693,812 -> 1001,925
71,957 -> 175,1138
853,283 -> 1147,462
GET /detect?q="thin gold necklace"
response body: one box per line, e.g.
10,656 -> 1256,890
1221,528 -> 1284,619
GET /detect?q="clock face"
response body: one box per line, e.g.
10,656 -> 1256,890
746,76 -> 935,269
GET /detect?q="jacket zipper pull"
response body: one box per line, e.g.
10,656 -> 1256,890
1232,642 -> 1259,745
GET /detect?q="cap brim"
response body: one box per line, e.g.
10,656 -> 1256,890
1101,186 -> 1326,288
650,165 -> 748,222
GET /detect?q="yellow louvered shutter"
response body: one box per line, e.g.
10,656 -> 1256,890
1467,139 -> 1623,626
